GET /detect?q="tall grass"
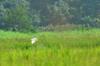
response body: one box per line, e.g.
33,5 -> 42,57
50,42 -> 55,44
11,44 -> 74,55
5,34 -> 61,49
0,29 -> 100,66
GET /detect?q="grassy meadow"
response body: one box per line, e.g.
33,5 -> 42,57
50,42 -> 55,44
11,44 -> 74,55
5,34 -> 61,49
0,29 -> 100,66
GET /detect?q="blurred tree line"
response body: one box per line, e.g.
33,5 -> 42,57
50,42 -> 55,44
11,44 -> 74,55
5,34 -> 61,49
0,0 -> 100,32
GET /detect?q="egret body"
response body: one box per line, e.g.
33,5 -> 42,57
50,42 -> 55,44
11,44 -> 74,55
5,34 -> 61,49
31,37 -> 38,44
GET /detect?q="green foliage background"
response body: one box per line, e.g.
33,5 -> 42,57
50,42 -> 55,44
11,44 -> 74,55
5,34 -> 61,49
0,0 -> 100,32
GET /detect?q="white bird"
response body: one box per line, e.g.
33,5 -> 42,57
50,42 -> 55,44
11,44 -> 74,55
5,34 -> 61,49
31,37 -> 38,44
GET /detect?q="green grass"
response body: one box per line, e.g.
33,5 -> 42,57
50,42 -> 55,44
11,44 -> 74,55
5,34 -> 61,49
0,29 -> 100,66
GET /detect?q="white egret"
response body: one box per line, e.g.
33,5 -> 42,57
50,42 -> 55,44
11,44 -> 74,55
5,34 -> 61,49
31,37 -> 38,44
